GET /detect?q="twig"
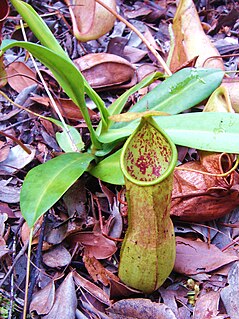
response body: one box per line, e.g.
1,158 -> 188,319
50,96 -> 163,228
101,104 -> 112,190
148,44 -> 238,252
94,0 -> 172,76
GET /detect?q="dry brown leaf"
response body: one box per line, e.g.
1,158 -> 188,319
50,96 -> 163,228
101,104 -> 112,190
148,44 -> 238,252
30,281 -> 55,316
31,95 -> 97,121
193,291 -> 220,319
6,61 -> 36,92
171,152 -> 239,222
74,53 -> 136,89
106,298 -> 177,319
174,237 -> 238,275
67,230 -> 117,259
42,272 -> 77,319
65,0 -> 116,42
169,0 -> 224,71
73,270 -> 111,306
42,244 -> 72,268
83,254 -> 119,286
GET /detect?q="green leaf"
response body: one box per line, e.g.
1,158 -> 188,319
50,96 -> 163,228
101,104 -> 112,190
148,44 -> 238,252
20,152 -> 94,228
56,128 -> 84,152
129,68 -> 224,115
89,149 -> 124,185
9,0 -> 107,125
0,40 -> 101,149
10,0 -> 67,58
156,112 -> 239,153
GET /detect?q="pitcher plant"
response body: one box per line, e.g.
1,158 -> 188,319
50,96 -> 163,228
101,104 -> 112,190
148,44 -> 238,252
118,115 -> 177,293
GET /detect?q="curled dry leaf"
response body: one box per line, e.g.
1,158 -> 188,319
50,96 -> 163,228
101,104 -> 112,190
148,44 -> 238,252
30,281 -> 55,316
6,61 -> 36,93
67,230 -> 117,259
74,53 -> 136,90
171,152 -> 239,222
106,298 -> 177,319
174,237 -> 238,276
169,0 -> 224,71
65,0 -> 116,42
42,272 -> 77,319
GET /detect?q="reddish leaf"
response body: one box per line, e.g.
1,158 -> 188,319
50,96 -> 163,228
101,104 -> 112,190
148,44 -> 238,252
193,291 -> 220,319
42,244 -> 72,268
73,270 -> 111,306
6,61 -> 36,92
67,231 -> 117,259
174,237 -> 238,275
31,95 -> 97,120
171,152 -> 239,222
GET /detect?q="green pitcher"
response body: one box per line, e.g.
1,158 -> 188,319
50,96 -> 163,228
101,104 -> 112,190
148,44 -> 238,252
119,115 -> 177,293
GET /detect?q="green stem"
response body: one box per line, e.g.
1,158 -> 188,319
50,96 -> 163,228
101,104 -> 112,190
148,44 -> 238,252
23,227 -> 33,319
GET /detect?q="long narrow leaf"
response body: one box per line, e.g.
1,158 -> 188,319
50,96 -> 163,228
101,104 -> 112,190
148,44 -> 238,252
9,0 -> 108,125
1,40 -> 101,148
11,0 -> 66,58
20,152 -> 94,228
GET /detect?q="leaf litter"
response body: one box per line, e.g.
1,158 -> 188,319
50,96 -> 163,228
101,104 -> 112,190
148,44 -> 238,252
1,0 -> 239,318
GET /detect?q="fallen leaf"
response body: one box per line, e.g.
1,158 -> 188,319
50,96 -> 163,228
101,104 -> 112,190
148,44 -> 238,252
0,179 -> 21,203
106,298 -> 177,319
169,0 -> 224,71
171,152 -> 239,222
0,144 -> 35,174
0,236 -> 9,258
83,254 -> 118,286
174,237 -> 238,275
31,95 -> 97,121
74,53 -> 136,90
67,231 -> 117,259
30,281 -> 55,315
6,61 -> 36,92
0,142 -> 10,162
65,0 -> 116,42
42,272 -> 77,319
193,291 -> 220,319
42,244 -> 72,268
73,270 -> 111,306
220,261 -> 239,319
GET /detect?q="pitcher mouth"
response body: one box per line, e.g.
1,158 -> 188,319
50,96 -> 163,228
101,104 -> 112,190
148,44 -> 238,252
120,116 -> 177,186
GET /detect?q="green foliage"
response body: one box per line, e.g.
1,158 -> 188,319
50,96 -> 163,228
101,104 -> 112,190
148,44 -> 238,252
20,153 -> 93,228
2,0 -> 238,228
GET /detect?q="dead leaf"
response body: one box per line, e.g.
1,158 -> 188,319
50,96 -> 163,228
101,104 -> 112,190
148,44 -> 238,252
31,95 -> 97,121
171,152 -> 239,222
0,144 -> 35,174
0,179 -> 21,203
73,270 -> 111,306
6,61 -> 36,92
169,0 -> 225,71
65,0 -> 116,42
106,298 -> 177,319
174,237 -> 238,275
74,53 -> 136,90
193,291 -> 220,319
0,0 -> 10,88
0,142 -> 10,162
42,244 -> 72,268
67,231 -> 117,259
42,272 -> 77,319
30,281 -> 55,315
221,261 -> 239,319
0,236 -> 9,258
83,254 -> 118,286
